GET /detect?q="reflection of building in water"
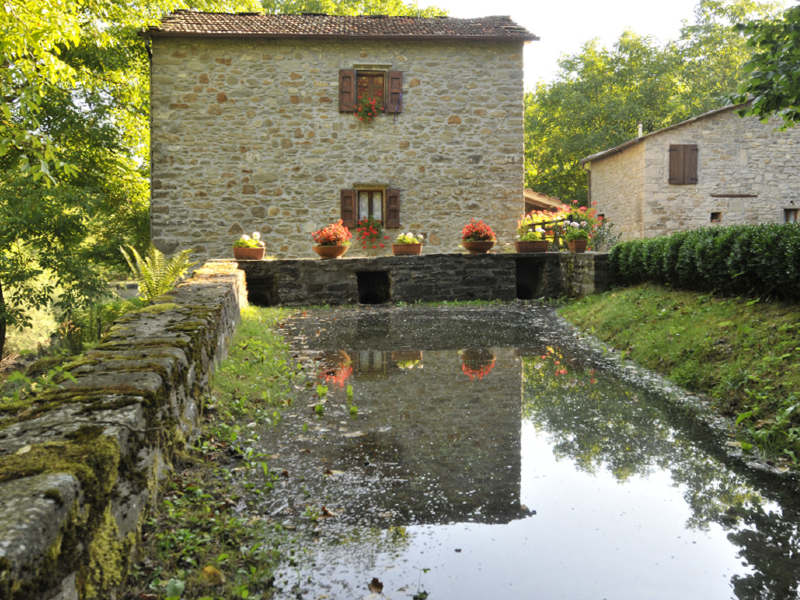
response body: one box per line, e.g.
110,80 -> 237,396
346,348 -> 523,525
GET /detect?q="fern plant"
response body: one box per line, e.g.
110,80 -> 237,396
119,245 -> 196,302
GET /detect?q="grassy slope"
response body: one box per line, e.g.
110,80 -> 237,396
560,284 -> 800,462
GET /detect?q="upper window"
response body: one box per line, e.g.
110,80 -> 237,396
668,144 -> 698,185
357,72 -> 385,112
339,70 -> 402,114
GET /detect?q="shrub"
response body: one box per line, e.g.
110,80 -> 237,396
607,224 -> 800,302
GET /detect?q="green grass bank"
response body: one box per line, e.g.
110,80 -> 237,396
560,284 -> 800,465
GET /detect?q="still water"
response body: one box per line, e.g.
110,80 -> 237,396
253,305 -> 800,600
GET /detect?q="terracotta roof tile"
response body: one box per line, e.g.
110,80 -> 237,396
143,10 -> 538,41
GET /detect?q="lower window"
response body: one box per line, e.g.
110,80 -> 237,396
785,209 -> 798,223
358,190 -> 383,222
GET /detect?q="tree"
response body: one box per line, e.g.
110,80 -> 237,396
0,0 -> 263,358
524,0 -> 781,204
732,4 -> 800,128
261,0 -> 446,17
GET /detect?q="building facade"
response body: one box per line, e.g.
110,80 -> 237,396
144,11 -> 537,260
582,105 -> 800,241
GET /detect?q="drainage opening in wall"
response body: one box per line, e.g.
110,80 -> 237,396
515,258 -> 543,300
248,276 -> 280,307
357,271 -> 391,305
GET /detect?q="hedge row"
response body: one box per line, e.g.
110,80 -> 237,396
607,224 -> 800,301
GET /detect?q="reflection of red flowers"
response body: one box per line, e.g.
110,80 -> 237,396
462,361 -> 495,381
460,349 -> 496,382
321,365 -> 353,388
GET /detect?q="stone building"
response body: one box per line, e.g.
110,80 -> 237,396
581,104 -> 800,241
143,11 -> 537,260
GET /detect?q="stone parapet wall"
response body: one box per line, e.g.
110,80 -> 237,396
150,37 -> 525,261
230,252 -> 608,306
0,262 -> 246,600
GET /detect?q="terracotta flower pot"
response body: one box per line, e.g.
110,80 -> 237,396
462,240 -> 496,254
567,240 -> 588,253
312,245 -> 348,259
233,246 -> 265,260
515,240 -> 548,253
392,243 -> 422,256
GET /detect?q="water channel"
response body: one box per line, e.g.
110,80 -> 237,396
248,305 -> 800,600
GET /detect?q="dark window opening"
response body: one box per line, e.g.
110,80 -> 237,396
357,271 -> 391,305
785,209 -> 798,223
356,72 -> 385,111
515,258 -> 542,300
710,212 -> 721,223
248,276 -> 279,307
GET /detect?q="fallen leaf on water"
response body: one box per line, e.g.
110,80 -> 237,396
727,441 -> 743,448
281,469 -> 289,478
201,565 -> 226,585
342,431 -> 365,438
323,468 -> 333,476
319,505 -> 336,518
368,578 -> 384,593
15,445 -> 32,455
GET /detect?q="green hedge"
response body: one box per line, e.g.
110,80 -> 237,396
607,224 -> 800,301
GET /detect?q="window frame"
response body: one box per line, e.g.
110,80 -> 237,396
357,189 -> 384,223
785,208 -> 799,223
668,144 -> 699,186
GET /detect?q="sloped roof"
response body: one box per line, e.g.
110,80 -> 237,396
142,10 -> 538,42
580,103 -> 748,166
524,189 -> 565,211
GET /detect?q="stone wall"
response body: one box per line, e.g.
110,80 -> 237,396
230,252 -> 609,306
591,109 -> 800,241
150,37 -> 526,262
588,141 -> 645,239
0,263 -> 246,600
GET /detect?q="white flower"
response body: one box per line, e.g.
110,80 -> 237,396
417,233 -> 424,239
580,221 -> 587,227
535,227 -> 545,233
252,232 -> 261,240
241,234 -> 251,241
570,222 -> 579,228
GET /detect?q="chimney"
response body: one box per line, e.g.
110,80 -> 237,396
637,121 -> 643,138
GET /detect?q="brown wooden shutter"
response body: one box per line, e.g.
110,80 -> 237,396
668,145 -> 683,185
387,71 -> 402,114
685,145 -> 698,184
385,189 -> 400,228
341,189 -> 356,228
669,144 -> 698,185
339,69 -> 355,113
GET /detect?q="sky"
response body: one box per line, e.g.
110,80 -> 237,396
420,0 -> 706,89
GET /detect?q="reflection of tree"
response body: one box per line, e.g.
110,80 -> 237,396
728,506 -> 800,600
522,351 -> 800,600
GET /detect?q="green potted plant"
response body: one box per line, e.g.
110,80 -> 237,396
233,232 -> 265,260
561,220 -> 591,253
392,231 -> 424,256
461,218 -> 496,254
311,220 -> 352,259
515,218 -> 548,253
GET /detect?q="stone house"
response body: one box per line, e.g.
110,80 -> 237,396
581,104 -> 800,241
143,11 -> 537,260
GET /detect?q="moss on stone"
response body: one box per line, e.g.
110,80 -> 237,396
129,303 -> 181,315
0,426 -> 119,514
25,356 -> 71,379
83,506 -> 125,599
